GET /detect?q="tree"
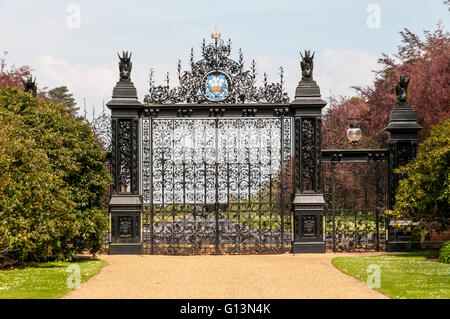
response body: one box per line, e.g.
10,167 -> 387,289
321,23 -> 449,212
47,86 -> 79,115
323,23 -> 450,148
0,51 -> 31,89
322,96 -> 375,149
0,123 -> 74,268
393,119 -> 450,221
354,24 -> 449,145
0,51 -> 47,98
0,87 -> 110,268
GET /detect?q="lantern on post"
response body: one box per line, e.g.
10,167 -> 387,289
347,123 -> 362,144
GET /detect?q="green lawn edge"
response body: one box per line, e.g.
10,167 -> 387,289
331,252 -> 450,299
0,257 -> 107,299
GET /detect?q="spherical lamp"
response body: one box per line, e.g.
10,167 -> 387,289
347,123 -> 362,144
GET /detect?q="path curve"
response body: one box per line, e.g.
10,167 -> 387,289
63,253 -> 388,299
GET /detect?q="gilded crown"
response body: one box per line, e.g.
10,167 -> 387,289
209,76 -> 224,93
211,26 -> 221,39
210,86 -> 222,93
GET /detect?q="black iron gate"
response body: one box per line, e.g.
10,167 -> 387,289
141,117 -> 293,254
322,151 -> 388,252
104,30 -> 422,255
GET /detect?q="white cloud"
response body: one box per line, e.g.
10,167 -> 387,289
34,56 -> 117,118
31,49 -> 379,119
33,55 -> 178,119
248,49 -> 379,104
315,49 -> 379,100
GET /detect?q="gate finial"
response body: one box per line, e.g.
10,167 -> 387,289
211,26 -> 221,39
22,75 -> 37,97
300,50 -> 315,81
117,51 -> 132,81
395,74 -> 410,104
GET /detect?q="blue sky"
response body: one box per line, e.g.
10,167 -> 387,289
0,1 -> 448,117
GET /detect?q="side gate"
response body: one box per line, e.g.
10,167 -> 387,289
322,150 -> 389,252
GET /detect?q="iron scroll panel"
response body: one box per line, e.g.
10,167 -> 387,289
322,150 -> 389,252
142,116 -> 293,254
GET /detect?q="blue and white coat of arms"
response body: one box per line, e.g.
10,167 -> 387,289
205,73 -> 229,102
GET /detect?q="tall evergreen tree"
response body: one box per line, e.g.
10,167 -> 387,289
47,86 -> 79,115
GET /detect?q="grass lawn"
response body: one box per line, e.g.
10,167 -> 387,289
332,252 -> 450,299
0,258 -> 107,299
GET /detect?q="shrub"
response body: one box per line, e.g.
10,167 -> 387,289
0,88 -> 110,268
439,241 -> 450,264
394,119 -> 450,221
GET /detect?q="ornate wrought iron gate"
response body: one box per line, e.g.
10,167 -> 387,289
105,30 -> 421,255
141,117 -> 292,254
322,151 -> 388,252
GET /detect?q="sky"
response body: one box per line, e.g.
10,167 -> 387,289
0,1 -> 448,119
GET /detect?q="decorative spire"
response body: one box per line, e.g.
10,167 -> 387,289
117,51 -> 132,81
300,50 -> 315,81
395,74 -> 410,104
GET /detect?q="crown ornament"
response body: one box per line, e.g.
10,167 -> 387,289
144,32 -> 289,104
211,26 -> 221,40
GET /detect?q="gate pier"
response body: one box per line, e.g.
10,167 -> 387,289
291,52 -> 327,253
102,36 -> 424,254
106,52 -> 143,254
385,75 -> 422,252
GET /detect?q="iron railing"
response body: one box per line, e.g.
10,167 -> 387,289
324,208 -> 387,252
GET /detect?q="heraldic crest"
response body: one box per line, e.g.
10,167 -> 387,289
144,28 -> 289,104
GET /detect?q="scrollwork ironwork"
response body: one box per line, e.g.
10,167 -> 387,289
322,161 -> 387,252
142,117 -> 292,254
144,38 -> 289,104
301,118 -> 316,191
118,119 -> 132,193
91,111 -> 112,151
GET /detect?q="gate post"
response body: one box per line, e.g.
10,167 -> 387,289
384,75 -> 421,251
106,52 -> 143,254
290,51 -> 326,253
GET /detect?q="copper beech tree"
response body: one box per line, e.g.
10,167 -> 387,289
323,24 -> 450,148
0,52 -> 31,89
321,24 -> 449,212
0,52 -> 48,99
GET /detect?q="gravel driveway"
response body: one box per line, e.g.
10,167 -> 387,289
63,253 -> 388,299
